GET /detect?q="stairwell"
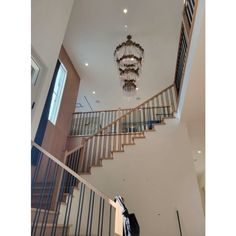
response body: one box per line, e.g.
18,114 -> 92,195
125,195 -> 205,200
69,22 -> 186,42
31,84 -> 177,236
31,0 -> 205,233
58,83 -> 204,235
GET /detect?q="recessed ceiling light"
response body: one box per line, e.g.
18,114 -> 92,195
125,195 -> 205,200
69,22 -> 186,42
124,25 -> 128,28
85,63 -> 89,66
92,91 -> 96,94
197,150 -> 202,154
136,87 -> 139,90
131,57 -> 134,61
123,8 -> 128,14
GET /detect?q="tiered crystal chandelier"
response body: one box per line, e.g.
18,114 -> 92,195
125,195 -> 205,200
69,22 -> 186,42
114,35 -> 144,96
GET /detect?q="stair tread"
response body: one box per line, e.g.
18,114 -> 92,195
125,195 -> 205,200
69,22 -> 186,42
32,223 -> 72,227
31,208 -> 58,214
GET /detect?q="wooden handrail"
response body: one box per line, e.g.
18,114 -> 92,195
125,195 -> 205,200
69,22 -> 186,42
85,84 -> 175,142
31,141 -> 116,208
66,84 -> 175,155
65,143 -> 84,156
73,107 -> 131,115
73,105 -> 171,115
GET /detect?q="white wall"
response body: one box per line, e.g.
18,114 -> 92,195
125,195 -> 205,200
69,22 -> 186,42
83,119 -> 205,235
31,0 -> 75,139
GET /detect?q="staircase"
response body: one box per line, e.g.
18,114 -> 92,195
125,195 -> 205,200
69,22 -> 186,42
31,84 -> 176,236
66,84 -> 177,175
31,0 -> 202,233
31,142 -> 123,236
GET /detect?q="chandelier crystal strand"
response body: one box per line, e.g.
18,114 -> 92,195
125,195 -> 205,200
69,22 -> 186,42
114,35 -> 144,96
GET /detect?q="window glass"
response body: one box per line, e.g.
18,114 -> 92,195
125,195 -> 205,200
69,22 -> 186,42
48,63 -> 67,125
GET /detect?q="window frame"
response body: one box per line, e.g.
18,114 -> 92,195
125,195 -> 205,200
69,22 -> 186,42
48,61 -> 67,125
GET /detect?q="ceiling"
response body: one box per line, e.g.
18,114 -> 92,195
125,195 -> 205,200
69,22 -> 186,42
63,0 -> 183,112
181,10 -> 205,176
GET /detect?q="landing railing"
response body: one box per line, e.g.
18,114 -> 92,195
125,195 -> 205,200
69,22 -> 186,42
66,84 -> 177,174
70,108 -> 132,136
31,142 -> 123,236
174,0 -> 198,98
70,106 -> 172,136
183,0 -> 196,37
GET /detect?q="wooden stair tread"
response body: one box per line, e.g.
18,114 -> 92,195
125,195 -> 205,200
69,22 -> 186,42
32,223 -> 72,227
31,208 -> 57,214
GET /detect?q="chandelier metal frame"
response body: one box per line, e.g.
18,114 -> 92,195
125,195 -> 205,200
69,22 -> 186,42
114,35 -> 144,96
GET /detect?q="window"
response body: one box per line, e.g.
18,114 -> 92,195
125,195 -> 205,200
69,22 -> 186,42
31,57 -> 40,86
48,62 -> 67,125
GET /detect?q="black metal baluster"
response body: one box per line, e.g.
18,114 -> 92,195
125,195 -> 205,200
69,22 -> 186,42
74,183 -> 85,235
169,86 -> 175,112
109,205 -> 112,236
88,191 -> 95,235
81,113 -> 87,136
184,6 -> 192,28
97,197 -> 102,236
186,2 -> 193,22
32,157 -> 52,236
62,169 -> 75,236
39,163 -> 59,236
93,135 -> 98,166
104,111 -> 107,129
77,113 -> 82,135
88,138 -> 94,170
188,0 -> 194,15
63,185 -> 74,236
31,151 -> 43,188
151,98 -> 155,123
165,90 -> 170,114
107,115 -> 113,157
51,169 -> 68,236
85,140 -> 92,172
176,29 -> 187,96
100,198 -> 105,236
71,114 -> 76,135
84,112 -> 89,135
177,34 -> 187,92
86,112 -> 91,135
87,112 -> 92,135
82,143 -> 89,172
175,28 -> 186,95
75,113 -> 80,135
86,190 -> 93,235
74,149 -> 80,176
100,112 -> 104,133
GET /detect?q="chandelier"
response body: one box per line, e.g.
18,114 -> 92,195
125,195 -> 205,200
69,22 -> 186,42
114,35 -> 144,96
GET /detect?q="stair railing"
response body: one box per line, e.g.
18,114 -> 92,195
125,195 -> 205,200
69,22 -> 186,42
70,108 -> 132,136
31,141 -> 123,236
174,0 -> 199,98
65,84 -> 177,174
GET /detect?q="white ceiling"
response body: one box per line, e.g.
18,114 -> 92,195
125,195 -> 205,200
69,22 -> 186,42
63,0 -> 183,111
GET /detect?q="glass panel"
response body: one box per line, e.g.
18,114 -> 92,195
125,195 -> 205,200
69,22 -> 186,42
48,63 -> 67,125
